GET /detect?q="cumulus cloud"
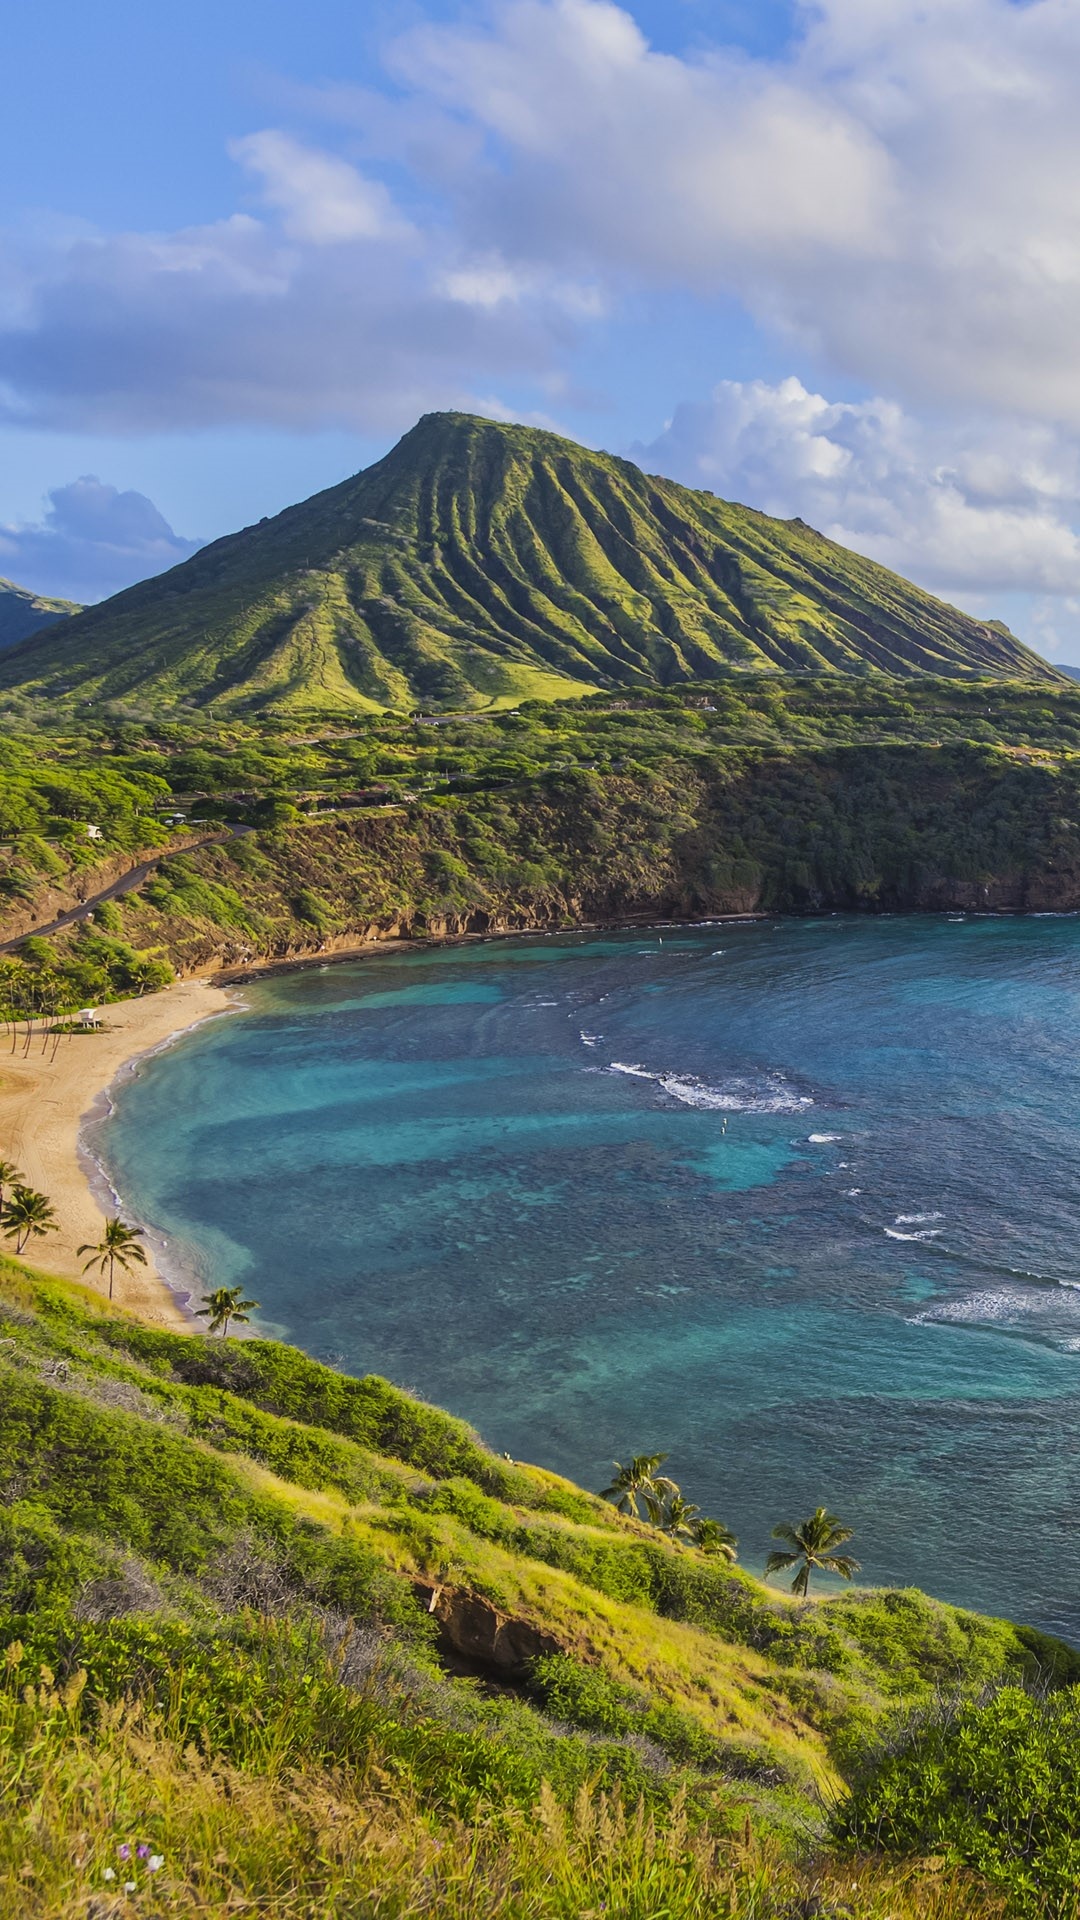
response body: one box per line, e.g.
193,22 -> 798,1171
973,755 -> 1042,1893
230,131 -> 410,244
0,131 -> 584,436
630,374 -> 1080,658
6,0 -> 1080,642
388,0 -> 1080,424
9,1 -> 1080,434
393,0 -> 893,276
0,478 -> 202,604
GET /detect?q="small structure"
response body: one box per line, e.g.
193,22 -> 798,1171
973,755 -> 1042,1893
85,824 -> 103,841
75,1008 -> 101,1029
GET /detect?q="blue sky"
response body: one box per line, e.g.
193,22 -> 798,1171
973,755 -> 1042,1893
4,0 -> 1080,660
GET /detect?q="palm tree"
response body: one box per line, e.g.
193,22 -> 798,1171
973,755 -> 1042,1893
655,1493 -> 703,1541
1,1185 -> 58,1255
692,1517 -> 739,1562
197,1285 -> 260,1338
77,1217 -> 147,1302
601,1453 -> 678,1522
765,1508 -> 860,1597
0,1161 -> 22,1217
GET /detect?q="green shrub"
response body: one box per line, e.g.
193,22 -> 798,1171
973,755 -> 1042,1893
834,1685 -> 1080,1915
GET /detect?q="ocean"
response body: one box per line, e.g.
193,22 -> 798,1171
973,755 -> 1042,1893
98,916 -> 1080,1637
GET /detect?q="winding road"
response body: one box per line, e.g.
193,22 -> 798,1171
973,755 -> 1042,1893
0,826 -> 250,955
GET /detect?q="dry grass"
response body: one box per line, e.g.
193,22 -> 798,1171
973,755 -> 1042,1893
0,1681 -> 1003,1920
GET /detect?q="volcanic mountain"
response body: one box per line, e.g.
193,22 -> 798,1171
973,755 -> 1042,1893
0,413 -> 1056,713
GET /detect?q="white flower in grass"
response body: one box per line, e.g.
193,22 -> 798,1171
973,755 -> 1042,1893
148,1855 -> 165,1872
102,1867 -> 115,1880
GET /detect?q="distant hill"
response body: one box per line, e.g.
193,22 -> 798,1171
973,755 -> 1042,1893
0,413 -> 1058,713
0,576 -> 81,651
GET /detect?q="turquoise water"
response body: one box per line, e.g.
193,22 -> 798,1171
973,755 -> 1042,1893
101,918 -> 1080,1637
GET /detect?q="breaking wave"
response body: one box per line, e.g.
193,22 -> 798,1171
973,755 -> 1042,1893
607,1062 -> 814,1113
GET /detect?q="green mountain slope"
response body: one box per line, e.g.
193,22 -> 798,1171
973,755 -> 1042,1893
0,576 -> 80,651
0,414 -> 1055,715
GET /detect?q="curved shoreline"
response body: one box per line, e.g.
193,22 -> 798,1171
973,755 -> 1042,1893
0,978 -> 237,1326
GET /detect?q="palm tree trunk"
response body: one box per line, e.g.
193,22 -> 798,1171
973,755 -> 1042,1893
108,1253 -> 115,1301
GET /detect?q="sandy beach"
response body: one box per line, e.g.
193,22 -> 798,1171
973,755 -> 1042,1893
0,978 -> 236,1327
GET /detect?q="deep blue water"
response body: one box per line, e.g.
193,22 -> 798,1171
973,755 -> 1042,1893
100,918 -> 1080,1637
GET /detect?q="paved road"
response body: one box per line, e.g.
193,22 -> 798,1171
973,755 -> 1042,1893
0,826 -> 250,954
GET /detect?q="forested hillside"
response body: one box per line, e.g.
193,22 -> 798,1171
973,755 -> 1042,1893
2,677 -> 1080,1008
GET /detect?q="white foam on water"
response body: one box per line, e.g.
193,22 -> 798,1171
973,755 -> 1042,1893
607,1061 -> 814,1113
895,1212 -> 944,1225
808,1132 -> 841,1143
579,1031 -> 601,1046
845,1188 -> 862,1196
885,1227 -> 942,1241
912,1284 -> 1080,1344
912,1289 -> 1023,1325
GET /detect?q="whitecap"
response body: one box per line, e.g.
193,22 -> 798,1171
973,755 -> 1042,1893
845,1188 -> 862,1196
608,1061 -> 814,1113
808,1132 -> 841,1143
895,1212 -> 944,1225
885,1227 -> 942,1242
579,1031 -> 601,1046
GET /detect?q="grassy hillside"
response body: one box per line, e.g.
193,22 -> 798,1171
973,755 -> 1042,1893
3,1260 -> 1076,1916
0,578 -> 80,651
0,415 -> 1056,716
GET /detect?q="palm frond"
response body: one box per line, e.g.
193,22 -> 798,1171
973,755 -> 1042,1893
823,1555 -> 861,1580
764,1549 -> 799,1575
769,1523 -> 801,1549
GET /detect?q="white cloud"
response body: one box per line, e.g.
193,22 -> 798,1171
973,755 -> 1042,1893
0,477 -> 202,604
6,0 -> 1080,649
387,0 -> 1080,425
0,189 -> 575,434
7,1 -> 1080,437
393,0 -> 892,279
634,376 -> 1080,650
230,132 -> 410,245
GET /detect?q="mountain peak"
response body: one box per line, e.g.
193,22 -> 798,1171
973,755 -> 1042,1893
0,415 -> 1056,715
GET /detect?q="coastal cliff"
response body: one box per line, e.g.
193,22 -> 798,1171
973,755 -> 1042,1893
70,743 -> 1080,981
5,679 -> 1080,1005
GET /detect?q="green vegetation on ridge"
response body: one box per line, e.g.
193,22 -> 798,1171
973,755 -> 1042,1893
0,414 -> 1055,715
2,1261 -> 1079,1915
6,676 -> 1080,1005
